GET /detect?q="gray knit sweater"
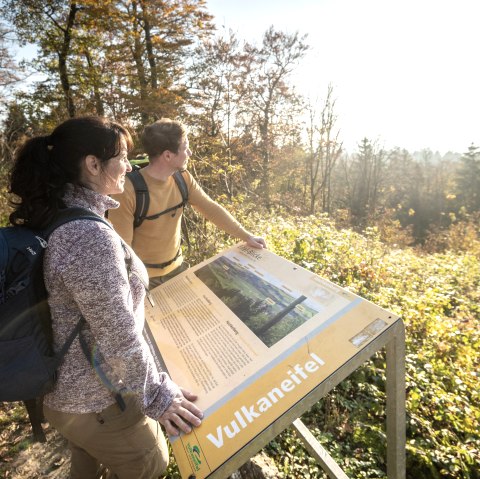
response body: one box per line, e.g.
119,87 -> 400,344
43,184 -> 180,418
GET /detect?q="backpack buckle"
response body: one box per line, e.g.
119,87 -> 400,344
35,236 -> 48,249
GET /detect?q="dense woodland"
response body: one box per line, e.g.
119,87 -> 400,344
0,1 -> 479,478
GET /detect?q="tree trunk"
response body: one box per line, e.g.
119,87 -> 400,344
58,3 -> 78,118
131,1 -> 149,124
140,0 -> 158,90
84,49 -> 105,116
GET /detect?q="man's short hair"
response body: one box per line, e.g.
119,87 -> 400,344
141,118 -> 187,158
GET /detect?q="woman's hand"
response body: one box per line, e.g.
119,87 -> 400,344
159,388 -> 203,436
245,235 -> 267,249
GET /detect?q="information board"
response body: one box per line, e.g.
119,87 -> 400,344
145,244 -> 399,479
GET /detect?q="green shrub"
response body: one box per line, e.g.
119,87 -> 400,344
235,208 -> 479,479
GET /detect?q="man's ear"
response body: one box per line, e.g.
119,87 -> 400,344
164,150 -> 173,163
84,154 -> 101,176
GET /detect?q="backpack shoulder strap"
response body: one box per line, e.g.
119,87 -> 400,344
173,170 -> 189,204
173,171 -> 191,252
127,167 -> 149,229
42,207 -> 112,239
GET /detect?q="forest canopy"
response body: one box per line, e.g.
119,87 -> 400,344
1,0 -> 479,242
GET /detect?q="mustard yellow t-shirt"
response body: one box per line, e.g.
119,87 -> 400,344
109,169 -> 250,278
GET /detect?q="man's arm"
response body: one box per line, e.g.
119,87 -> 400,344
188,175 -> 266,249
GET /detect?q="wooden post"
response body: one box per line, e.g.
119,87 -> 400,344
292,418 -> 349,479
386,321 -> 406,479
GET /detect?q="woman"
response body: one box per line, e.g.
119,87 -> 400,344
9,116 -> 202,479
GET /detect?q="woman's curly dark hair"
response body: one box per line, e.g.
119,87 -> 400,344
9,116 -> 133,230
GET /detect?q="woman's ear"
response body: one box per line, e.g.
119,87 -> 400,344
84,154 -> 102,176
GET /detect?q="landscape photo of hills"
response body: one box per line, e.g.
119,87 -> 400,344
194,256 -> 319,347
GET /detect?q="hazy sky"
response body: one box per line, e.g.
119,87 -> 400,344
206,0 -> 480,154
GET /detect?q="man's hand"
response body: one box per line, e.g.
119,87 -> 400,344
245,235 -> 267,249
159,388 -> 203,436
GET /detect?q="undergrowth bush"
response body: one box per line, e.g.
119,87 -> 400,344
224,207 -> 479,479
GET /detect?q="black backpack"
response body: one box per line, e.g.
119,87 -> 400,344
0,207 -> 111,402
127,166 -> 190,269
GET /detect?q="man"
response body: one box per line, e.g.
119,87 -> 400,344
109,118 -> 266,289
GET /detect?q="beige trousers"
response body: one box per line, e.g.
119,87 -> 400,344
44,396 -> 169,479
